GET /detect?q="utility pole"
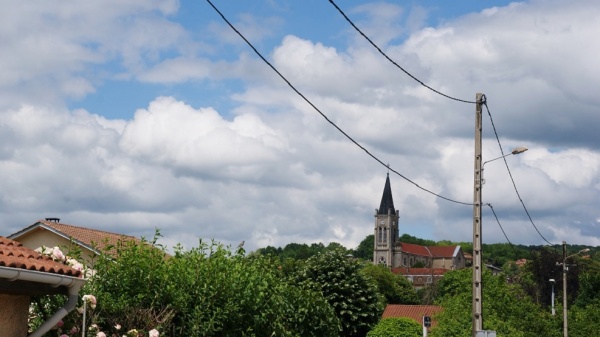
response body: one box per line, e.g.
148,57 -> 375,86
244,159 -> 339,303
472,93 -> 483,336
562,241 -> 568,337
558,243 -> 589,337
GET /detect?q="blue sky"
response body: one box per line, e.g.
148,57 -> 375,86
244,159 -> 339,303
1,0 -> 599,253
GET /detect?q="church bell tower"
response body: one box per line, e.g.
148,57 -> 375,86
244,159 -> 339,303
373,173 -> 400,267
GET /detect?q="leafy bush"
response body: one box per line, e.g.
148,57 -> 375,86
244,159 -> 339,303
295,249 -> 384,337
361,264 -> 419,305
367,317 -> 422,337
85,234 -> 339,336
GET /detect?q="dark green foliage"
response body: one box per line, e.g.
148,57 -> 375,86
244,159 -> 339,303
569,302 -> 600,337
254,241 -> 350,260
431,268 -> 560,337
367,317 -> 422,337
354,234 -> 374,261
574,271 -> 600,307
87,235 -> 339,337
296,249 -> 384,337
398,234 -> 436,247
361,264 -> 419,305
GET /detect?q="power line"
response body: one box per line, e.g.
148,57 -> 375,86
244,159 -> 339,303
485,203 -> 518,255
205,0 -> 473,206
328,0 -> 476,104
482,99 -> 553,245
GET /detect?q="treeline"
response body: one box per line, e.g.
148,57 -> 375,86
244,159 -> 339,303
31,233 -> 422,337
254,233 -> 599,269
32,232 -> 600,337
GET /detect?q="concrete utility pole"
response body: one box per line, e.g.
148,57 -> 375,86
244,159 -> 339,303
472,93 -> 483,336
562,241 -> 568,337
559,242 -> 590,337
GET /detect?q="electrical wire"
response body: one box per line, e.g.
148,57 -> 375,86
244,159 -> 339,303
205,0 -> 473,206
485,203 -> 518,256
328,0 -> 476,104
483,100 -> 553,245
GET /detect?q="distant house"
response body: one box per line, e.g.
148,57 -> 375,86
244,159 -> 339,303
372,174 -> 466,272
515,258 -> 527,267
485,264 -> 503,276
391,267 -> 449,289
382,304 -> 442,332
8,218 -> 140,265
0,236 -> 85,337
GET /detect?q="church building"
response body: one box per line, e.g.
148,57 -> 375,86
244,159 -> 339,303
373,174 -> 466,272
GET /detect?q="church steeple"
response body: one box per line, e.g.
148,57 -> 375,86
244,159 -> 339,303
378,173 -> 395,215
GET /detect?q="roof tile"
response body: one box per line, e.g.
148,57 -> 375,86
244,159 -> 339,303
37,220 -> 140,255
0,236 -> 81,277
382,304 -> 442,326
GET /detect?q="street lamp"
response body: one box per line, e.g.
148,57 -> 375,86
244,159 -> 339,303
472,139 -> 527,336
549,279 -> 556,316
481,146 -> 528,185
558,243 -> 590,337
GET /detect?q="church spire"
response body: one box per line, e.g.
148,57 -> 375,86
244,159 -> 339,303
378,173 -> 396,215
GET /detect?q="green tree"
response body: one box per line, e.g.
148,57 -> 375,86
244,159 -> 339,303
354,235 -> 374,261
362,264 -> 419,305
85,235 -> 340,337
431,268 -> 560,337
569,302 -> 600,337
296,249 -> 384,337
367,317 -> 422,337
574,271 -> 600,307
399,234 -> 436,246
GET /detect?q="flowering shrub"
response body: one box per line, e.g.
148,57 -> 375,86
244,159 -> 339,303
30,231 -> 339,337
28,245 -> 160,337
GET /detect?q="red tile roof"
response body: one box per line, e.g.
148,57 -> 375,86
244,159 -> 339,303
0,236 -> 81,277
382,304 -> 442,326
400,243 -> 460,258
400,242 -> 432,256
391,267 -> 449,276
427,245 -> 458,258
10,220 -> 140,256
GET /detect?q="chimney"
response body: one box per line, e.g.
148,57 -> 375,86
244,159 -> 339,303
45,218 -> 60,223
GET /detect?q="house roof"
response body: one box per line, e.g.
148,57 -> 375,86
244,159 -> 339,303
378,173 -> 396,215
400,242 -> 461,258
427,245 -> 460,258
0,236 -> 83,296
0,236 -> 81,277
9,219 -> 140,256
400,242 -> 432,256
382,304 -> 442,326
391,267 -> 449,276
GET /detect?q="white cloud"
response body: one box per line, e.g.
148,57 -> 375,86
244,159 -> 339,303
119,96 -> 289,180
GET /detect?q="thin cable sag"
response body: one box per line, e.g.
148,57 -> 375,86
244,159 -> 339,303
328,0 -> 476,104
483,100 -> 553,245
485,203 -> 518,255
205,0 -> 473,206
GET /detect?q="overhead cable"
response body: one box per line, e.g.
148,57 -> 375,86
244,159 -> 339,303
328,0 -> 476,104
483,101 -> 553,245
485,203 -> 518,255
205,0 -> 473,206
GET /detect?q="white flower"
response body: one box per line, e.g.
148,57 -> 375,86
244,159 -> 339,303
51,247 -> 65,261
82,294 -> 97,309
149,329 -> 159,337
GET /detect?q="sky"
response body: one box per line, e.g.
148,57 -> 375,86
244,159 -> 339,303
1,0 -> 599,253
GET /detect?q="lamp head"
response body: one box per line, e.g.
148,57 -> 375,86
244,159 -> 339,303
511,146 -> 528,155
549,278 -> 555,283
